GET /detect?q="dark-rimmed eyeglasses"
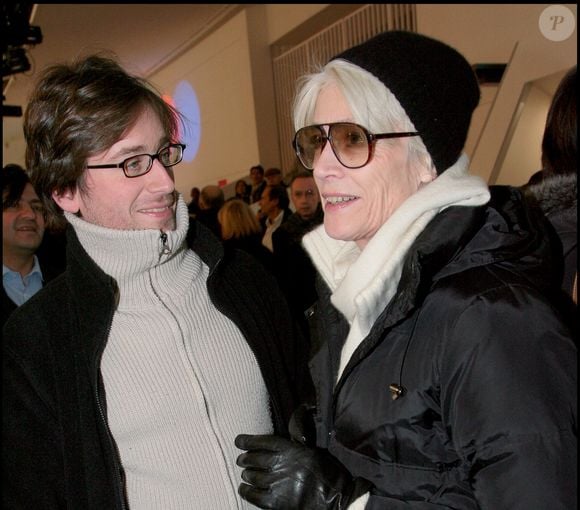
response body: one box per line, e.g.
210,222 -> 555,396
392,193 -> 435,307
86,143 -> 186,178
292,123 -> 419,170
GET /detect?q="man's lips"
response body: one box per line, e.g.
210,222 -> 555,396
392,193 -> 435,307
15,223 -> 39,233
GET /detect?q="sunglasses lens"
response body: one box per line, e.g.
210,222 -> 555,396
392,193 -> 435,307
330,123 -> 369,168
294,123 -> 370,169
295,126 -> 325,170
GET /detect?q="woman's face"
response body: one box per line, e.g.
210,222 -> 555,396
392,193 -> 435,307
236,181 -> 246,194
311,83 -> 435,250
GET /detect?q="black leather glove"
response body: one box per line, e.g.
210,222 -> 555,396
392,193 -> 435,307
235,434 -> 372,510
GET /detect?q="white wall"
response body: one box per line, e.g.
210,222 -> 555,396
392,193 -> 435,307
151,11 -> 259,198
495,82 -> 552,186
265,4 -> 329,43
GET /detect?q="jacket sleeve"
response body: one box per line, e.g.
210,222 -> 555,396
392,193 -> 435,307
436,284 -> 577,509
2,328 -> 65,508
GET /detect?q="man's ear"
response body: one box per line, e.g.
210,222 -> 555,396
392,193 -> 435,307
52,188 -> 81,213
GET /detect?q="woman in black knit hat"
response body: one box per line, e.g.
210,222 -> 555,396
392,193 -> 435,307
235,31 -> 576,509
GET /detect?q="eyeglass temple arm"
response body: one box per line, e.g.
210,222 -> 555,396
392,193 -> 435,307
372,132 -> 419,141
85,163 -> 124,169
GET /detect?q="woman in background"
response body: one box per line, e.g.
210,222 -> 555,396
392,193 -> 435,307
218,199 -> 274,273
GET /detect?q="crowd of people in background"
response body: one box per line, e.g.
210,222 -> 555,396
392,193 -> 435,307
186,165 -> 324,354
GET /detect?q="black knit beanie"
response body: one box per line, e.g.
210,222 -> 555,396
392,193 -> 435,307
331,30 -> 480,173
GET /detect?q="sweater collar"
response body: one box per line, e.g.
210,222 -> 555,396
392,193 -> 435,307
64,195 -> 200,309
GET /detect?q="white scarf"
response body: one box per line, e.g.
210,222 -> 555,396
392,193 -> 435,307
302,154 -> 490,382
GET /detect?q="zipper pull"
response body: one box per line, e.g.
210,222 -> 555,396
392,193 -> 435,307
389,383 -> 406,400
160,231 -> 172,255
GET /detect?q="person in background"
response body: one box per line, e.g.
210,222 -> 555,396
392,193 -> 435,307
264,167 -> 284,187
265,166 -> 297,213
3,53 -> 310,509
523,66 -> 577,304
235,30 -> 576,509
259,184 -> 292,252
231,178 -> 250,203
196,184 -> 225,239
272,170 -> 323,340
187,185 -> 200,217
2,164 -> 63,327
249,164 -> 267,204
218,198 -> 275,273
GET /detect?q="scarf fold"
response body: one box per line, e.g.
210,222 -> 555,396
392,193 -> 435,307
302,154 -> 490,380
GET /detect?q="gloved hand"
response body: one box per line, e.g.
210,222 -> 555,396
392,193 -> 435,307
235,434 -> 372,510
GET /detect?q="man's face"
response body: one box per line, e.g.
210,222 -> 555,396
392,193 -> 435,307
54,107 -> 177,231
259,187 -> 275,216
250,167 -> 264,185
3,183 -> 45,257
291,176 -> 320,220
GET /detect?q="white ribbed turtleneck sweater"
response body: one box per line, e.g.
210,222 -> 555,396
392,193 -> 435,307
65,196 -> 272,509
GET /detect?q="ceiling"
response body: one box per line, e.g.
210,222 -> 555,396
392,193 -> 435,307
3,4 -> 241,139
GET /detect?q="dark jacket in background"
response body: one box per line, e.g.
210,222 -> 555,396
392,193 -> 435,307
223,233 -> 276,274
272,206 -> 324,340
307,186 -> 576,508
195,207 -> 222,239
1,233 -> 66,328
3,219 -> 312,509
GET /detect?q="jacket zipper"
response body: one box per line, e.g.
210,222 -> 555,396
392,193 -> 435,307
159,231 -> 172,258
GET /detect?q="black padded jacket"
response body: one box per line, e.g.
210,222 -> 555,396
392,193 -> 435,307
307,186 -> 576,509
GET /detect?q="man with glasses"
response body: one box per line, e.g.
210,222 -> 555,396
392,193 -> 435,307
3,54 -> 311,509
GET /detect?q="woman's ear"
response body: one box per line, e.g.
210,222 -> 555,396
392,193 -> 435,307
52,188 -> 81,213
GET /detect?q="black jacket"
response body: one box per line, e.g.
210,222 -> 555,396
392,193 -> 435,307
1,247 -> 65,328
308,186 -> 576,508
523,172 -> 577,300
3,220 -> 311,509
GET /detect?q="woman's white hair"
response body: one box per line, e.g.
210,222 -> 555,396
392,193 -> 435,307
292,59 -> 433,171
